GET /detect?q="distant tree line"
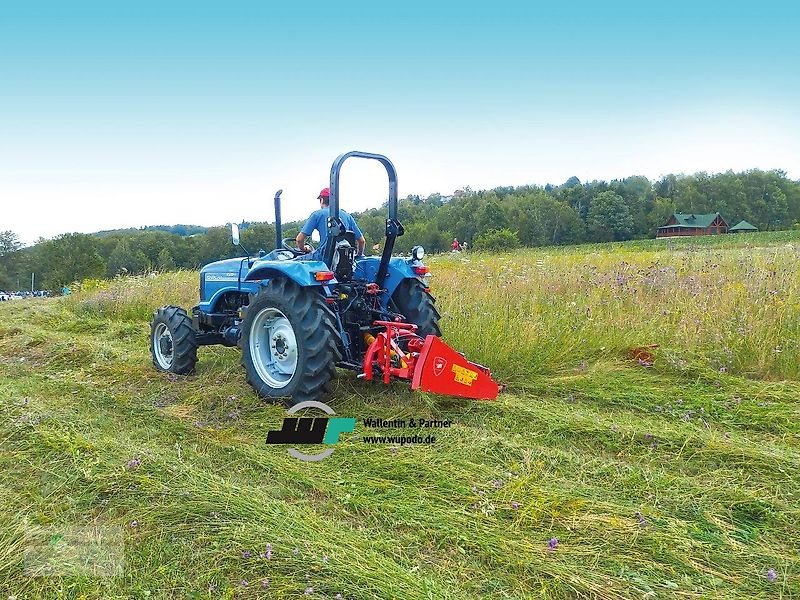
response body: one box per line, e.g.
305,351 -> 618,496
1,168 -> 798,290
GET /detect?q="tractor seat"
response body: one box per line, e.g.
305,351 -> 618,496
330,231 -> 357,281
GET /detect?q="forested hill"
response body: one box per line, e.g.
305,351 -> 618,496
93,224 -> 209,237
1,168 -> 799,289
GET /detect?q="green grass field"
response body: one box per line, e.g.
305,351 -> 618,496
2,232 -> 799,599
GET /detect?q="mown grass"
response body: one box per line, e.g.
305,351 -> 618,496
1,231 -> 799,599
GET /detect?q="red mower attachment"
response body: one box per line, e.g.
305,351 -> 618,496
362,321 -> 500,400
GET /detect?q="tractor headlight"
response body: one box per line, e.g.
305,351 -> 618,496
412,246 -> 425,261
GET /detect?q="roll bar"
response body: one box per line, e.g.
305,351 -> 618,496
324,152 -> 404,285
328,151 -> 398,220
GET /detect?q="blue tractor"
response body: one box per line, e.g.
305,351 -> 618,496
150,151 -> 499,405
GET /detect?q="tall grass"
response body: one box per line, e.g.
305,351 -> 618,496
433,242 -> 800,382
1,232 -> 798,598
63,271 -> 199,322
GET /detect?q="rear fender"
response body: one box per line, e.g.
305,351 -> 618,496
244,259 -> 335,287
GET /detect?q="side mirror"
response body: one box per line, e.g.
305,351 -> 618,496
230,223 -> 240,246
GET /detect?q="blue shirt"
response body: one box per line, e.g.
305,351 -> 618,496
301,208 -> 363,252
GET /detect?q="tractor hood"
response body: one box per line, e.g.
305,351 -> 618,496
200,257 -> 249,279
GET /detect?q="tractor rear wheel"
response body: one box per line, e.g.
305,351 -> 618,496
391,279 -> 442,338
150,306 -> 199,374
240,278 -> 341,406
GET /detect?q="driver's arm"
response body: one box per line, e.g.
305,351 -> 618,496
297,213 -> 319,252
351,218 -> 366,256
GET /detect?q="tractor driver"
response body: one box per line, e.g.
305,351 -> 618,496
296,187 -> 366,258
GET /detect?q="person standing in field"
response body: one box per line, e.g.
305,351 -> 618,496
451,237 -> 460,252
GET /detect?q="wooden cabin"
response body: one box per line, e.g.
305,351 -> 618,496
657,213 -> 728,238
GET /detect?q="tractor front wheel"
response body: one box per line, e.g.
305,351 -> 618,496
240,279 -> 341,406
150,306 -> 199,374
391,278 -> 442,338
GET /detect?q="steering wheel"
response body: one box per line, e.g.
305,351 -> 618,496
282,237 -> 315,256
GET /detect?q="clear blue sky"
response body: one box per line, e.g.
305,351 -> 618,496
1,1 -> 798,244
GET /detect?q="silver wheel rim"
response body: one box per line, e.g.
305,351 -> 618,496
153,323 -> 174,369
249,307 -> 298,389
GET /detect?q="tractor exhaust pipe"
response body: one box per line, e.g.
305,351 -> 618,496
274,189 -> 283,251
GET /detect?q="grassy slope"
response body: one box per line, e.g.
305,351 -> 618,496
1,232 -> 799,599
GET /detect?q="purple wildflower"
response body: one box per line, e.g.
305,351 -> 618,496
129,519 -> 138,529
766,569 -> 778,583
293,547 -> 300,555
511,501 -> 520,510
125,457 -> 142,470
547,537 -> 558,552
493,479 -> 504,488
335,595 -> 343,600
260,578 -> 270,588
240,579 -> 249,587
242,550 -> 251,559
304,586 -> 314,595
635,511 -> 647,526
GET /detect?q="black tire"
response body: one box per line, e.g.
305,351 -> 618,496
391,278 -> 442,338
239,278 -> 341,406
150,306 -> 198,374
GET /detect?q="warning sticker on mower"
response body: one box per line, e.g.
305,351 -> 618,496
451,364 -> 479,386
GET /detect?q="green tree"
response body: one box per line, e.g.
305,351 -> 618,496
473,228 -> 521,251
587,191 -> 634,242
35,233 -> 106,288
107,239 -> 136,276
0,231 -> 23,289
156,248 -> 176,271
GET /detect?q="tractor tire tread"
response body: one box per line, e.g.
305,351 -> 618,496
240,279 -> 341,406
391,279 -> 442,338
150,305 -> 199,375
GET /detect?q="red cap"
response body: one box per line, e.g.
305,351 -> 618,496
317,187 -> 330,199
